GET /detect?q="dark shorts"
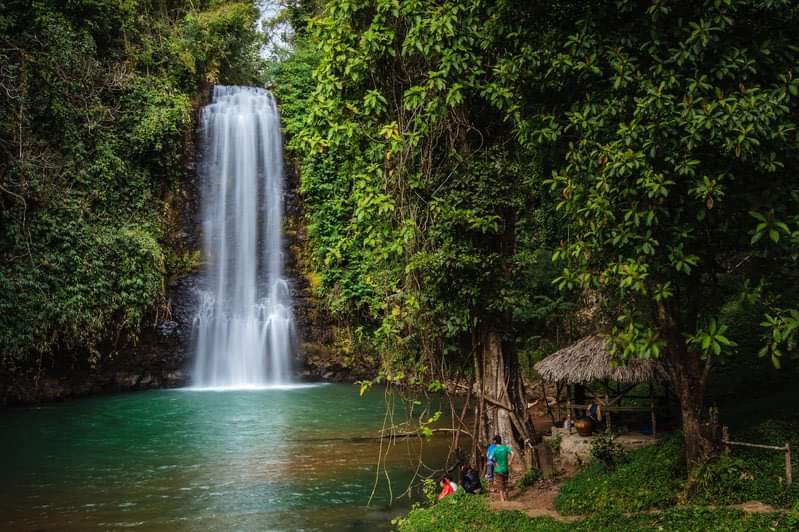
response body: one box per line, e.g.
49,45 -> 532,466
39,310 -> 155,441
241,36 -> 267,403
495,472 -> 508,490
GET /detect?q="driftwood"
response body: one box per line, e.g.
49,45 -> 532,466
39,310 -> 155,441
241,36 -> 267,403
378,427 -> 474,438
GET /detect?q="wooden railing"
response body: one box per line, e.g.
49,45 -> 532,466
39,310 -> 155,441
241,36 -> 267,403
722,425 -> 792,486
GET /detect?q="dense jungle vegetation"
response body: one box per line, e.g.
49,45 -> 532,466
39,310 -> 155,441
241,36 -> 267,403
271,0 -> 799,470
2,0 -> 798,497
0,1 -> 263,374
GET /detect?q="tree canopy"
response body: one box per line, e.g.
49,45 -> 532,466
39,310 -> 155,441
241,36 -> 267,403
273,0 -> 799,465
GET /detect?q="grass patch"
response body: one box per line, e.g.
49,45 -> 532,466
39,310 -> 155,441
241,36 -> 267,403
395,493 -> 790,531
398,417 -> 799,530
635,506 -> 788,531
395,493 -> 565,532
556,421 -> 799,516
555,434 -> 685,515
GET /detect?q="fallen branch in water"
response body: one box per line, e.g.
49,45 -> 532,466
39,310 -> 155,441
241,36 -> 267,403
378,427 -> 473,438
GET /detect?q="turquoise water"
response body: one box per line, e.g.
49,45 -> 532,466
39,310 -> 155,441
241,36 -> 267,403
0,384 -> 450,531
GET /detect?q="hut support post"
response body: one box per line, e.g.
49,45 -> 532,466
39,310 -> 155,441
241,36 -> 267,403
604,391 -> 611,432
542,381 -> 556,425
786,442 -> 792,487
649,382 -> 656,438
556,381 -> 562,421
722,425 -> 730,454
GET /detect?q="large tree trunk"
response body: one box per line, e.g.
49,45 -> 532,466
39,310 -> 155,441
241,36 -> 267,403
659,301 -> 721,468
667,345 -> 722,467
476,323 -> 536,473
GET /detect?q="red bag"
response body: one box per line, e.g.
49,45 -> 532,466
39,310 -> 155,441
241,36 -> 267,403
437,479 -> 456,500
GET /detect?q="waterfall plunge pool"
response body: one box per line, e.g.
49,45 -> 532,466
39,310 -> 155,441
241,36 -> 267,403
0,384 -> 452,531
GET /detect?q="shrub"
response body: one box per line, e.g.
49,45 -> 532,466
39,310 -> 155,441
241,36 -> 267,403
517,468 -> 542,489
421,477 -> 438,505
786,501 -> 799,529
688,455 -> 755,503
543,433 -> 562,454
395,493 -> 566,532
590,430 -> 626,471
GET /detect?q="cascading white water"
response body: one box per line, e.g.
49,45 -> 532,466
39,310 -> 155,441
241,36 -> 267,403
192,86 -> 295,388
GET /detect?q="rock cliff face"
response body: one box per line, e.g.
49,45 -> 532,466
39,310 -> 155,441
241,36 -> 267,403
0,97 -> 376,405
283,161 -> 377,383
0,161 -> 201,405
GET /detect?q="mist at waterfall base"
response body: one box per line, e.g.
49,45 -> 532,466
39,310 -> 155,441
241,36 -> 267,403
192,86 -> 295,389
0,385 -> 452,531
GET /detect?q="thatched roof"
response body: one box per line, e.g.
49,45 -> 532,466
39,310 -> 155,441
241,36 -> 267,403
534,335 -> 664,385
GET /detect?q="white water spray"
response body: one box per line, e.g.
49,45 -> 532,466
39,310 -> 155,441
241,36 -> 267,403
192,86 -> 295,388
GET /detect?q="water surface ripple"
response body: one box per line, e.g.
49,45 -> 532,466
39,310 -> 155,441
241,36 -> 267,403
0,385 -> 448,531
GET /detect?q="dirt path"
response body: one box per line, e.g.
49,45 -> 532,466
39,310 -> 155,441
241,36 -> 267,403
490,481 -> 578,522
488,460 -> 579,523
715,501 -> 785,514
487,403 -> 576,521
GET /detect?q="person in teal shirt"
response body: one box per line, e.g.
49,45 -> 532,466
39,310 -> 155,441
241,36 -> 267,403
491,435 -> 513,501
485,441 -> 497,489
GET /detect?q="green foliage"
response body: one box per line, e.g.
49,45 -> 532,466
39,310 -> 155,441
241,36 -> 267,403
787,500 -> 799,529
396,491 -> 790,531
556,435 -> 685,515
271,0 -> 574,387
590,430 -> 626,471
270,0 -> 799,434
760,309 -> 799,368
271,0 -> 799,471
517,468 -> 542,489
172,1 -> 263,88
421,477 -> 438,506
396,494 -> 563,532
638,507 -> 789,532
0,0 -> 261,369
515,0 -> 799,369
556,422 -> 798,519
543,433 -> 562,455
689,455 -> 758,505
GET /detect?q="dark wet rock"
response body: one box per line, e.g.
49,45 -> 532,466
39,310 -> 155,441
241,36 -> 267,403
0,116 -> 378,406
282,157 -> 378,386
0,149 -> 200,405
158,321 -> 180,337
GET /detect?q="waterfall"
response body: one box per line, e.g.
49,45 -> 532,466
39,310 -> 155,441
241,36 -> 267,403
192,86 -> 295,388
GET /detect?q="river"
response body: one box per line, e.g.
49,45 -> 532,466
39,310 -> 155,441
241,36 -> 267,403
0,384 -> 451,531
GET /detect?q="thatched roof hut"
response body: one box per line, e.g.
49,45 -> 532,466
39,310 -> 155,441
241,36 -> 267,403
534,335 -> 664,385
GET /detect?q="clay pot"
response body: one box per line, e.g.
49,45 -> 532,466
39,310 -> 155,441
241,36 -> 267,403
574,417 -> 594,437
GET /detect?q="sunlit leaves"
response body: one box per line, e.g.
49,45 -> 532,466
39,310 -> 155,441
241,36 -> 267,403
609,316 -> 664,360
274,0 -> 799,383
759,309 -> 799,369
750,210 -> 792,245
687,319 -> 737,359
